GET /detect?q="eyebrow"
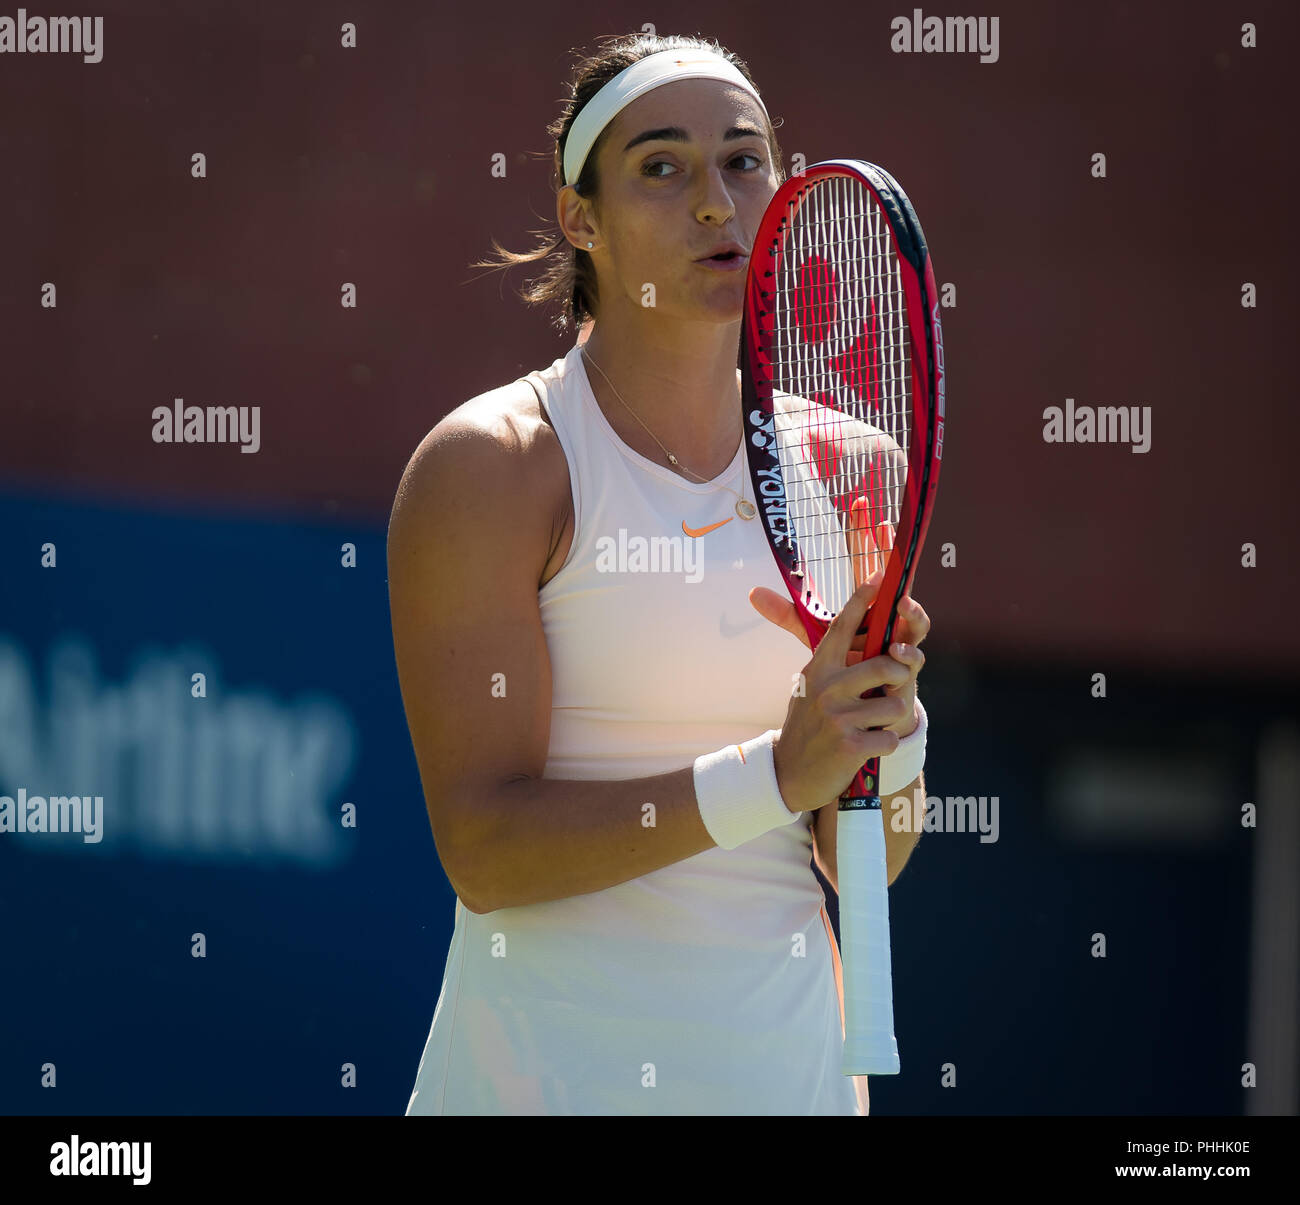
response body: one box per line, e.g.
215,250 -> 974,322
622,124 -> 767,154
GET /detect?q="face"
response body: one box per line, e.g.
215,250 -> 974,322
568,77 -> 779,325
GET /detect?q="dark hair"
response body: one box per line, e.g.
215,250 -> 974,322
471,31 -> 785,335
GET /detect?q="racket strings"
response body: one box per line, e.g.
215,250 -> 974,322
770,175 -> 912,618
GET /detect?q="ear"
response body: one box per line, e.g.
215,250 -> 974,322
556,183 -> 599,254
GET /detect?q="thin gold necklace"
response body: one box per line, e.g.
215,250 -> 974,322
581,347 -> 757,521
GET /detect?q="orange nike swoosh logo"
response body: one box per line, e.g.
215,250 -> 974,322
681,517 -> 733,539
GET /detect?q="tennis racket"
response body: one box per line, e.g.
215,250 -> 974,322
741,159 -> 945,1076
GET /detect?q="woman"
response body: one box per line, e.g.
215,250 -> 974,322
389,31 -> 932,1116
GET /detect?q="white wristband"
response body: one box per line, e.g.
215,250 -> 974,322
693,730 -> 799,850
879,697 -> 928,796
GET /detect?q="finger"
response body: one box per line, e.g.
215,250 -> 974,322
873,520 -> 895,578
847,565 -> 885,652
888,640 -> 926,676
847,497 -> 879,588
844,726 -> 901,761
849,563 -> 884,643
843,691 -> 915,732
833,650 -> 914,698
748,586 -> 813,650
818,571 -> 884,669
890,595 -> 931,647
848,504 -> 895,587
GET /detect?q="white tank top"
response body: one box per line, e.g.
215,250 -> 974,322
406,340 -> 869,1115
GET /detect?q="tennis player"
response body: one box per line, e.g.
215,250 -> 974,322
390,31 -> 932,1116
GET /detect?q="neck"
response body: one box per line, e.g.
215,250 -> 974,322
579,313 -> 742,480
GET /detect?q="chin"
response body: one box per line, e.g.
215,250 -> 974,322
702,300 -> 744,324
686,290 -> 743,320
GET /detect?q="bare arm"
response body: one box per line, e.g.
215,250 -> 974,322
388,401 -> 754,915
812,769 -> 926,893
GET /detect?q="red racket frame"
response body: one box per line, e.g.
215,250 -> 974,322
741,157 -> 945,798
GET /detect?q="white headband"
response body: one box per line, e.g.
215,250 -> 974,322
563,47 -> 770,187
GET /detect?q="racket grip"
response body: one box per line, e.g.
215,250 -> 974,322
837,757 -> 900,1076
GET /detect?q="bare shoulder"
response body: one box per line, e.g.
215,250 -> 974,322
388,377 -> 573,585
394,377 -> 562,496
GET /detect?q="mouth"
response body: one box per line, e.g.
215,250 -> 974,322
696,249 -> 749,271
696,240 -> 749,263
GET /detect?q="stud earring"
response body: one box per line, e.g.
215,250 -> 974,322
586,241 -> 594,249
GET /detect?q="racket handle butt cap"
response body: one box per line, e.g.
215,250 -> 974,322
841,1041 -> 901,1077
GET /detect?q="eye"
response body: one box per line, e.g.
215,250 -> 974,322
642,152 -> 766,178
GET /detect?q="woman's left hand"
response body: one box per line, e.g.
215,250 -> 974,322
749,569 -> 930,739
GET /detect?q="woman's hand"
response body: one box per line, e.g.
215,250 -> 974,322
750,565 -> 931,813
